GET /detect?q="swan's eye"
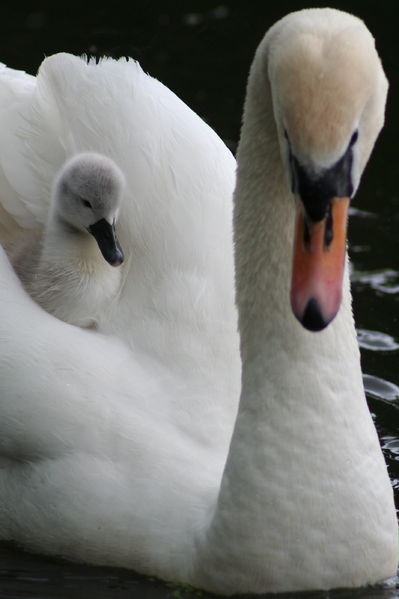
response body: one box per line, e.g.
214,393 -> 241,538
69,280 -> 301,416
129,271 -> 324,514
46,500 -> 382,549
349,130 -> 358,147
82,199 -> 92,209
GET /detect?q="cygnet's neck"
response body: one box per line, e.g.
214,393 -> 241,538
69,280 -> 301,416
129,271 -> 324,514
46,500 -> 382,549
43,214 -> 105,270
33,213 -> 122,328
193,54 -> 397,595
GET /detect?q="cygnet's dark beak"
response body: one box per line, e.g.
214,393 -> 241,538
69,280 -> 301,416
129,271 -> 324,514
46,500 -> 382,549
88,218 -> 124,267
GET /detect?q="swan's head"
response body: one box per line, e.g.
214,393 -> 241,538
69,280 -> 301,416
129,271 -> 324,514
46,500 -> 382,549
53,152 -> 125,266
264,9 -> 388,330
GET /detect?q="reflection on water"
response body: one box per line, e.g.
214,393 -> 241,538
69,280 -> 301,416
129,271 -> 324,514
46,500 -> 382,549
0,542 -> 208,599
1,1 -> 399,598
363,374 -> 399,412
384,438 -> 399,462
358,330 -> 399,352
363,374 -> 399,404
1,542 -> 399,599
352,270 -> 399,295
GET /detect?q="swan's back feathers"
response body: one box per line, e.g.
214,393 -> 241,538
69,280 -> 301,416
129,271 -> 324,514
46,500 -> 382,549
39,55 -> 237,362
0,53 -> 236,242
0,51 -> 240,412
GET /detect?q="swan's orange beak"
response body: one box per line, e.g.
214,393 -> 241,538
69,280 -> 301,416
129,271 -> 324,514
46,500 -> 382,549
290,197 -> 349,331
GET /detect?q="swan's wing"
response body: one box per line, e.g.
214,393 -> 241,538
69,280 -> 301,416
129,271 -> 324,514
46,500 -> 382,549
0,59 -> 82,242
0,52 -> 240,437
0,64 -> 58,241
0,244 -> 224,563
28,54 -> 240,387
0,243 -> 170,461
0,64 -> 38,239
0,57 -> 108,241
0,54 -> 239,568
0,51 -> 188,237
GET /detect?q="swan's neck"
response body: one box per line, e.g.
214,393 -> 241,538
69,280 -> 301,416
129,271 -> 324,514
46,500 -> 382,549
194,56 -> 396,594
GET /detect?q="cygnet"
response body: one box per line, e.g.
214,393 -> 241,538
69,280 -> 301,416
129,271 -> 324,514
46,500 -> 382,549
9,152 -> 125,328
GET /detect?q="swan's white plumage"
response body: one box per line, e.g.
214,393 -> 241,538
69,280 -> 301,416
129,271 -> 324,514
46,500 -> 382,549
0,8 -> 397,595
0,50 -> 239,383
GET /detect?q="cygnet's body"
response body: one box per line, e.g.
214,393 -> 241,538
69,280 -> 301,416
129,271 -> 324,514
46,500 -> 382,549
9,153 -> 125,328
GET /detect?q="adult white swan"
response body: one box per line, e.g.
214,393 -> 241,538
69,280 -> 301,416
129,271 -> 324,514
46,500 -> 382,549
0,8 -> 397,596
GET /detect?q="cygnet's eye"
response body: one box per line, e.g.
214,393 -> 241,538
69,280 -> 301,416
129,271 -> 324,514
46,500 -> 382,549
82,199 -> 92,209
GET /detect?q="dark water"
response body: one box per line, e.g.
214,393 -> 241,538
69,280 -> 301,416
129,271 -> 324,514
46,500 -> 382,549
1,1 -> 399,598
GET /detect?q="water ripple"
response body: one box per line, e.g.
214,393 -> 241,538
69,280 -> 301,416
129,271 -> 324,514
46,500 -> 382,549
349,206 -> 377,219
363,373 -> 399,405
383,438 -> 399,461
352,269 -> 399,294
357,329 -> 399,351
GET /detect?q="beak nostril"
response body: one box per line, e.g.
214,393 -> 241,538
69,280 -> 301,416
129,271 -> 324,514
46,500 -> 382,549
324,203 -> 333,247
303,217 -> 310,249
349,129 -> 359,146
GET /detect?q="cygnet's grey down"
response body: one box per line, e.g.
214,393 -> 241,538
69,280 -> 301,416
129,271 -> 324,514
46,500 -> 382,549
8,152 -> 125,328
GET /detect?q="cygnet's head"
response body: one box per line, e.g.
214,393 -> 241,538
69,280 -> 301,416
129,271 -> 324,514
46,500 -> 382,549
53,152 -> 125,266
